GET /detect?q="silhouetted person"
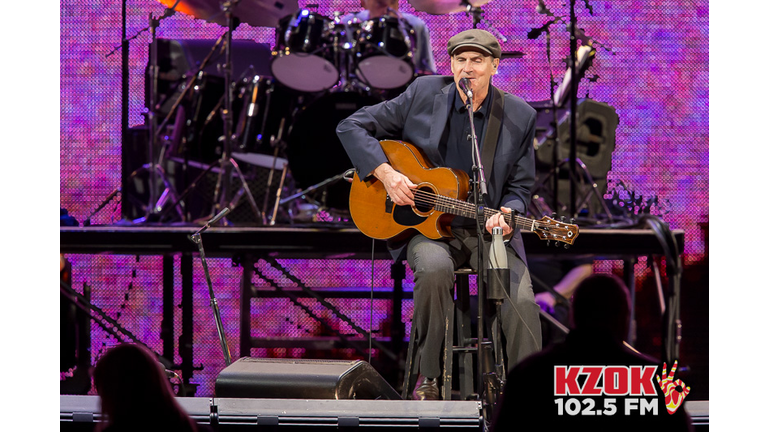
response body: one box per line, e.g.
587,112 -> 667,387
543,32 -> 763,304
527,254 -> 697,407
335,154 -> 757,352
93,343 -> 199,432
491,274 -> 693,431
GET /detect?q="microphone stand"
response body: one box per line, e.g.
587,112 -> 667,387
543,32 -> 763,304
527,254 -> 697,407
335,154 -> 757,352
188,207 -> 233,366
462,88 -> 496,410
568,0 -> 579,218
462,1 -> 507,42
530,18 -> 563,213
545,24 -> 562,214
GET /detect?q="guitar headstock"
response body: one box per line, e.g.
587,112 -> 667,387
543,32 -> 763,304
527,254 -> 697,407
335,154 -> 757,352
532,216 -> 580,246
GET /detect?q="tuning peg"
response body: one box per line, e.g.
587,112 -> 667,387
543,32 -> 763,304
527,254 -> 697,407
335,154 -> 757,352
555,241 -> 560,247
570,218 -> 574,224
563,244 -> 570,249
551,212 -> 557,219
560,216 -> 566,222
546,240 -> 551,247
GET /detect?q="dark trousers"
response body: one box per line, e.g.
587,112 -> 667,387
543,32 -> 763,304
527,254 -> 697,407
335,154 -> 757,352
406,227 -> 542,379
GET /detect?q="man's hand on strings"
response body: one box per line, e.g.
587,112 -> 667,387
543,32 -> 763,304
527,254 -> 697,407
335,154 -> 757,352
373,163 -> 417,206
486,206 -> 514,239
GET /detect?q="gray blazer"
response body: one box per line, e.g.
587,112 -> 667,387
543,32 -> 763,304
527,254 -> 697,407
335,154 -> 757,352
336,75 -> 537,263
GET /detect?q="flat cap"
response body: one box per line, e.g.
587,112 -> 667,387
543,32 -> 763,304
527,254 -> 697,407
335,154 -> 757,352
447,29 -> 501,58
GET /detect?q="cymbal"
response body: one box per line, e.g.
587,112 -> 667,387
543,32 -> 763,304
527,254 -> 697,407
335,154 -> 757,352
232,152 -> 289,170
408,0 -> 490,15
159,0 -> 298,28
500,51 -> 525,59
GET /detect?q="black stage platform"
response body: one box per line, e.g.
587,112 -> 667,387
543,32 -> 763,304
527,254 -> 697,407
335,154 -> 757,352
60,394 -> 709,431
60,225 -> 683,258
60,225 -> 684,396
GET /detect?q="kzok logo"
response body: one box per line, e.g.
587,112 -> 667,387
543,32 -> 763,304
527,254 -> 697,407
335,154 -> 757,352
552,361 -> 691,417
656,361 -> 691,414
554,365 -> 657,396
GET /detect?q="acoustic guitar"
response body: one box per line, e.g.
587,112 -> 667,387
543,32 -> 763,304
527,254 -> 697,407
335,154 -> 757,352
348,140 -> 579,246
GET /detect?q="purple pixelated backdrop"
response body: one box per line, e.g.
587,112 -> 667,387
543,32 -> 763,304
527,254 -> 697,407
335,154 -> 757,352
60,0 -> 708,396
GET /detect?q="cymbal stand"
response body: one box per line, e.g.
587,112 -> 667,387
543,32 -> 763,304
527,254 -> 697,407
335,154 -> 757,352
106,2 -> 186,223
566,0 -> 594,217
528,11 -> 564,212
279,170 -> 353,217
260,127 -> 289,225
333,13 -> 366,93
128,10 -> 186,223
208,0 -> 263,225
462,1 -> 507,42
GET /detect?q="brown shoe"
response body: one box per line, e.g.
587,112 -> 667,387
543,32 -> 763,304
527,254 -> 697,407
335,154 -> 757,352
412,375 -> 440,400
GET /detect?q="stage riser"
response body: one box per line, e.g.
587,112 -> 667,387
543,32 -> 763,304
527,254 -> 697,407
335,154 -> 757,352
61,396 -> 483,431
61,396 -> 709,431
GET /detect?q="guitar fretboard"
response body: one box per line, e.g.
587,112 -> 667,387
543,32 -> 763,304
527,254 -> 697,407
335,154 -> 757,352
413,189 -> 538,231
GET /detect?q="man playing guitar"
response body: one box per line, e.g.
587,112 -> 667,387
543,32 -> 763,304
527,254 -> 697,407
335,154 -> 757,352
337,29 -> 542,400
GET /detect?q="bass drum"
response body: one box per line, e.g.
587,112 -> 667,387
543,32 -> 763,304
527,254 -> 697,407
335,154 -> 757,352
285,92 -> 382,211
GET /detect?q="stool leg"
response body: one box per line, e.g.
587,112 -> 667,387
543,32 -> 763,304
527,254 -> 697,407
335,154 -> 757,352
442,301 -> 455,400
455,274 -> 474,401
402,324 -> 418,399
488,301 -> 506,379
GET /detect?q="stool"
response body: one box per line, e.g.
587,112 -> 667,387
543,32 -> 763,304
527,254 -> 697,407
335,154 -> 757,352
402,267 -> 478,401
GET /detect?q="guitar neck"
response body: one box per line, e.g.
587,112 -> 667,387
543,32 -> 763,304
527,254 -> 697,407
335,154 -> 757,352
433,195 -> 537,231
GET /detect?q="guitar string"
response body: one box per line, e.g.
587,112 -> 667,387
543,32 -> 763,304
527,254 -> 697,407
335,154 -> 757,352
407,189 -> 534,229
402,189 -> 538,230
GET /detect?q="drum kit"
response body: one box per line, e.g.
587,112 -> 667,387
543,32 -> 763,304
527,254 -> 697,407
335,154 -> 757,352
140,0 -> 504,225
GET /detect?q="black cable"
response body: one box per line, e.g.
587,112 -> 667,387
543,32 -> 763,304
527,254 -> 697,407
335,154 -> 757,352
636,215 -> 682,362
370,238 -> 375,364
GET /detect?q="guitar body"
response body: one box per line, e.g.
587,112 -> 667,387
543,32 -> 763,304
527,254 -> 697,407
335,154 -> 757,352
349,140 -> 470,241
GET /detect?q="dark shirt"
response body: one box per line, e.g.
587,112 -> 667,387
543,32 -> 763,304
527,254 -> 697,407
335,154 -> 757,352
439,87 -> 492,228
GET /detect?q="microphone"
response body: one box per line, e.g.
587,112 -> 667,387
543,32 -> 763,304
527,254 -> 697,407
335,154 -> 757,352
206,207 -> 230,227
527,27 -> 544,40
458,77 -> 473,99
536,0 -> 554,16
528,19 -> 557,40
190,207 -> 231,241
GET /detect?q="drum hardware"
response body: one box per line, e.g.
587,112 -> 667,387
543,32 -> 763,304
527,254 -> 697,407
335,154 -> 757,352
154,0 -> 300,226
102,2 -> 194,224
409,0 -> 489,15
137,2 -> 185,223
231,146 -> 291,225
284,90 -> 382,213
142,0 -> 299,225
158,0 -> 299,28
330,13 -> 366,93
278,170 -> 352,223
526,1 -> 613,217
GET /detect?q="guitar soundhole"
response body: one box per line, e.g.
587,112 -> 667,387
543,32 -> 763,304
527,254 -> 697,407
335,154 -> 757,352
414,186 -> 435,213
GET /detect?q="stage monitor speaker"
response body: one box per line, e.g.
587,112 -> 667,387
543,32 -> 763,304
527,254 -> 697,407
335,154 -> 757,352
532,98 -> 619,179
215,358 -> 401,400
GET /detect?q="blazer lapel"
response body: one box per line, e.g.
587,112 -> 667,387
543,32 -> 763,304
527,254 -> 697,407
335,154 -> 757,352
426,83 -> 453,166
481,86 -> 505,181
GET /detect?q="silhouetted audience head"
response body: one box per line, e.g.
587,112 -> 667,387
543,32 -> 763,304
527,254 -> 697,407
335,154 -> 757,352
93,343 -> 197,432
571,274 -> 631,341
